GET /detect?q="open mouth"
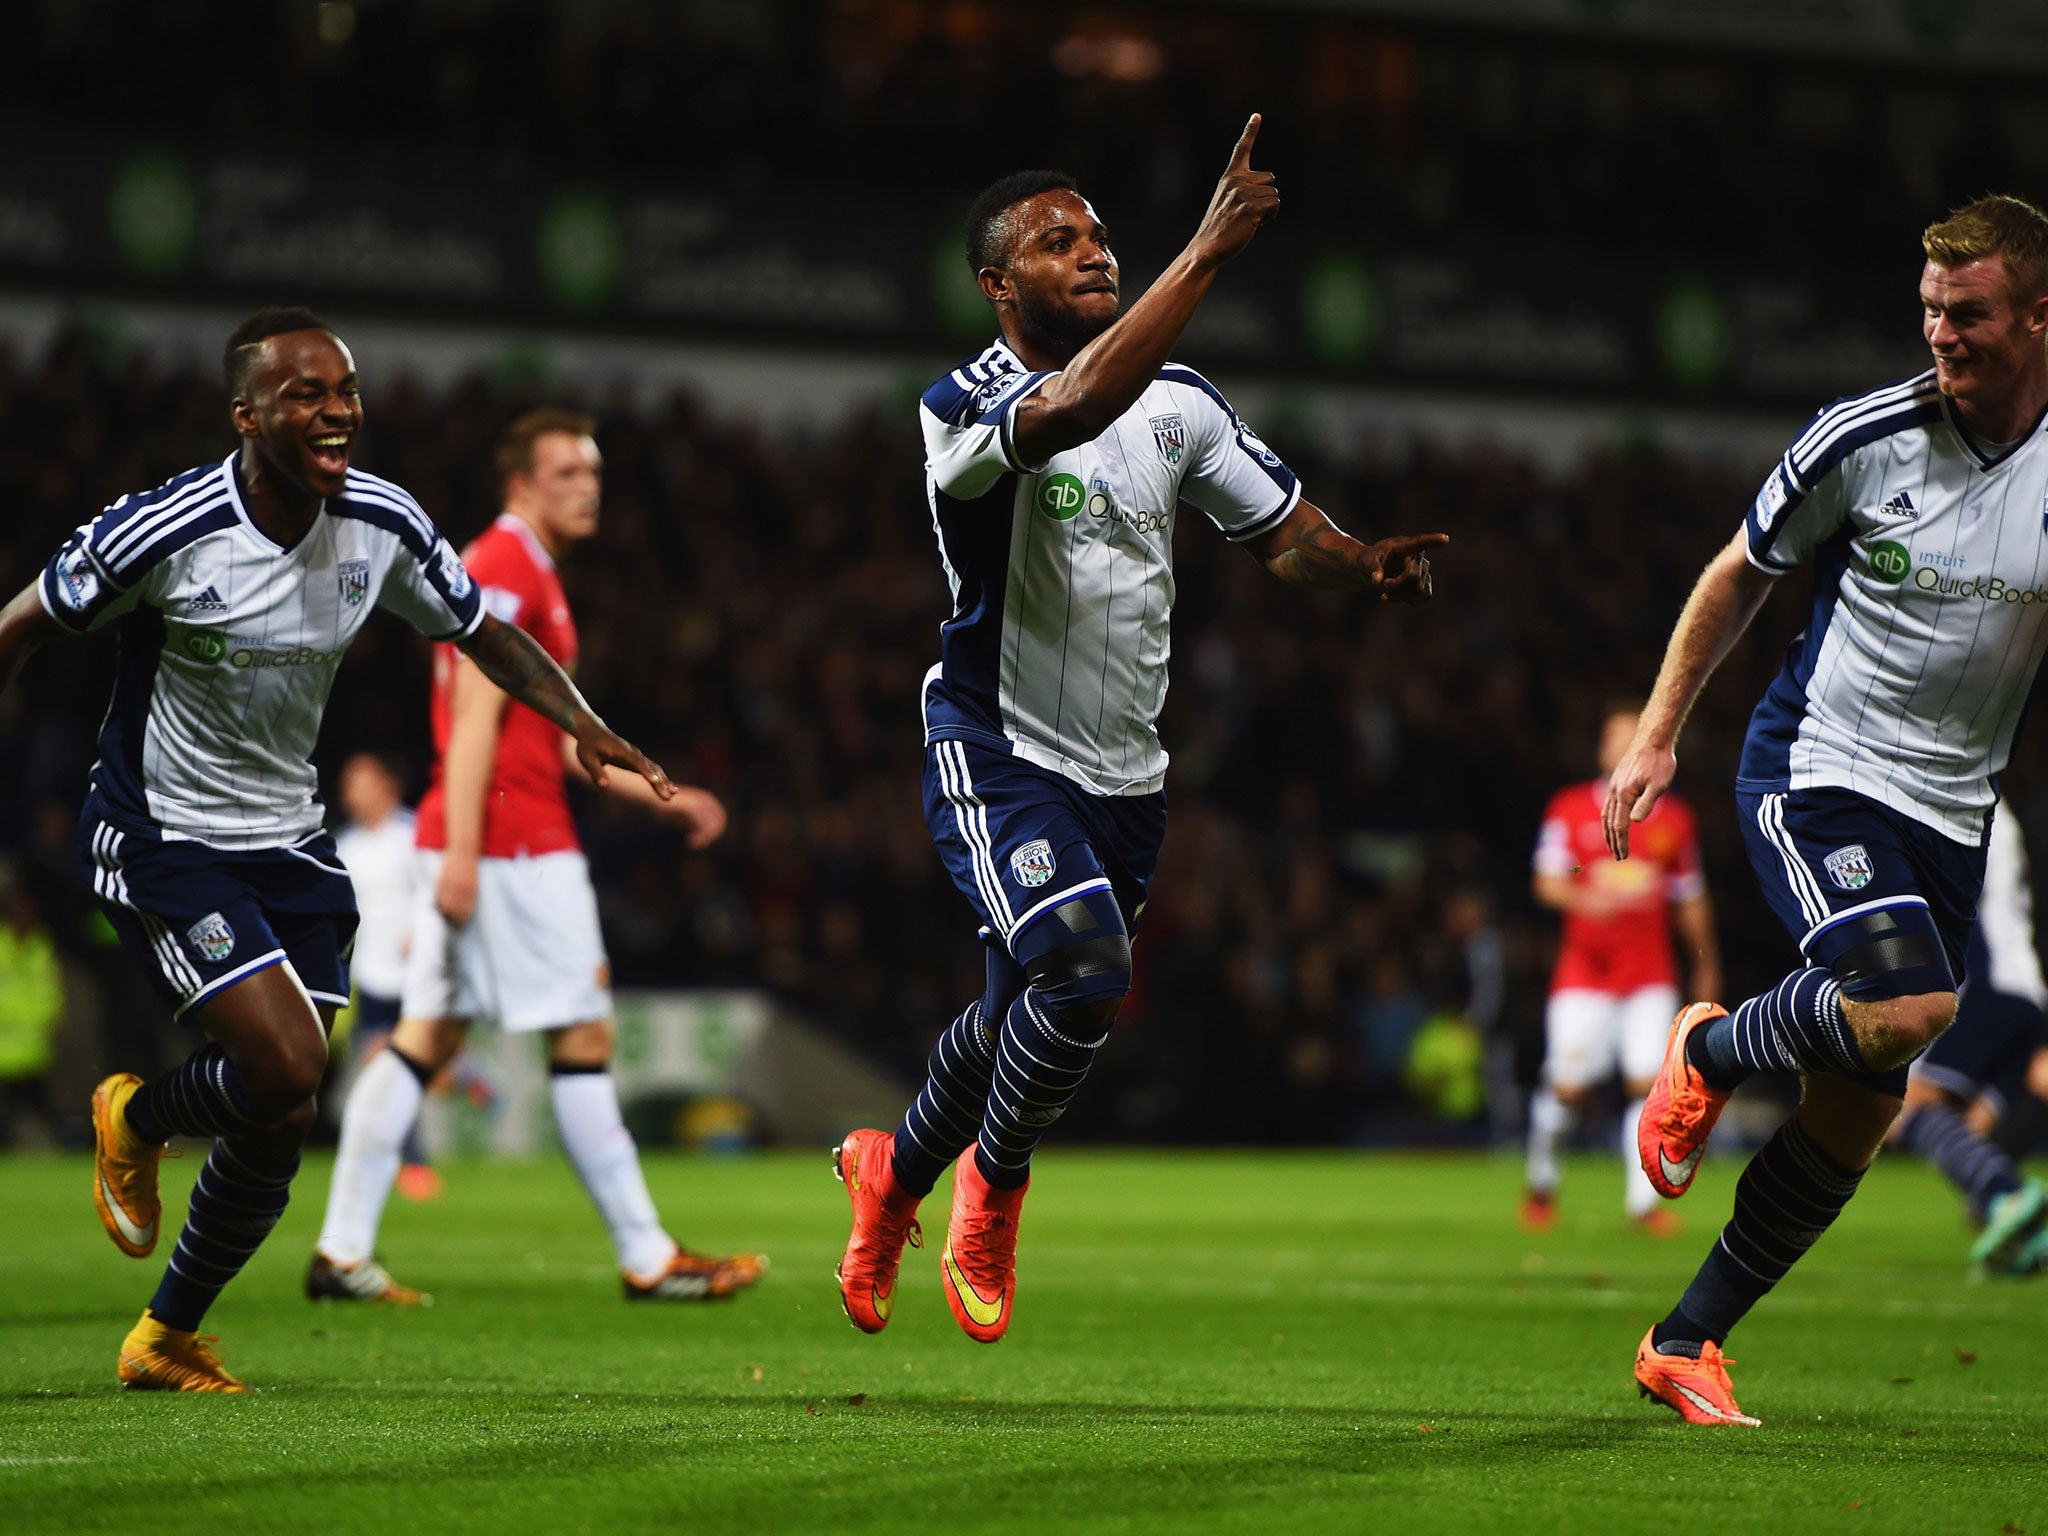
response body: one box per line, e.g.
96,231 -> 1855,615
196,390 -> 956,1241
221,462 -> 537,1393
309,433 -> 352,474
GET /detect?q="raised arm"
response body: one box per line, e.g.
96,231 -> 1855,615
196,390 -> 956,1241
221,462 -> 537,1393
1603,531 -> 1777,858
0,583 -> 63,697
456,613 -> 672,799
1011,116 -> 1279,466
1242,500 -> 1447,601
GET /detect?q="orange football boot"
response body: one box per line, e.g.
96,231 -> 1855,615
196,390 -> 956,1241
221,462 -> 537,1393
92,1074 -> 164,1258
624,1245 -> 768,1301
1634,1327 -> 1760,1426
1638,1003 -> 1733,1199
118,1312 -> 249,1394
305,1251 -> 434,1306
1632,1207 -> 1684,1239
940,1146 -> 1026,1344
1518,1189 -> 1558,1231
833,1129 -> 922,1333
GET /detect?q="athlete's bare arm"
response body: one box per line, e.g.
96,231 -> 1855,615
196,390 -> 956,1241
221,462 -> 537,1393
1011,116 -> 1279,465
434,653 -> 512,925
1245,500 -> 1446,600
1532,872 -> 1615,918
0,583 -> 62,694
457,613 -> 672,799
1673,891 -> 1722,1004
555,736 -> 727,850
1603,532 -> 1776,859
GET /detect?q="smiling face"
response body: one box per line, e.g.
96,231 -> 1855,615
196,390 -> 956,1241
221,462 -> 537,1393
979,189 -> 1121,353
1921,255 -> 2048,421
231,329 -> 363,500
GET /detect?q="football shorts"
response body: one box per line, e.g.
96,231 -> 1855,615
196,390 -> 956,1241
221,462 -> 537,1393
922,738 -> 1165,953
399,849 -> 610,1032
81,803 -> 357,1021
1542,984 -> 1679,1090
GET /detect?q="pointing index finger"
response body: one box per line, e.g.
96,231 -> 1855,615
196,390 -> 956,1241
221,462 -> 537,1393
1228,113 -> 1262,172
1389,532 -> 1451,557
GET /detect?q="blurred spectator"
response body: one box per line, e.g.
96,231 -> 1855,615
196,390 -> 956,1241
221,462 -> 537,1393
0,861 -> 65,1147
3,0 -> 2037,275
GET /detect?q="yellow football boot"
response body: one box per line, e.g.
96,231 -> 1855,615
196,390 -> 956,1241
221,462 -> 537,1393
91,1074 -> 164,1258
118,1312 -> 250,1394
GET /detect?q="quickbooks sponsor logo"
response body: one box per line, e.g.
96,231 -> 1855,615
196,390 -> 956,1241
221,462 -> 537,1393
185,631 -> 344,668
231,645 -> 345,669
1913,567 -> 2048,604
1036,472 -> 1085,520
1867,541 -> 1910,584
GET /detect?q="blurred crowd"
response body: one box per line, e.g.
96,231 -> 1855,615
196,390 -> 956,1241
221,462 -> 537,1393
8,0 -> 2044,270
3,321 -> 1946,1150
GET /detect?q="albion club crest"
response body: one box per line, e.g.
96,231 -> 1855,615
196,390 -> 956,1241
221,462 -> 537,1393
1009,839 -> 1057,889
1823,844 -> 1874,892
1149,413 -> 1186,466
338,558 -> 370,607
187,911 -> 236,963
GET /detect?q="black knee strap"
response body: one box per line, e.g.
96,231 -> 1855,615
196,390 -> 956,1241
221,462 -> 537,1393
1024,934 -> 1132,992
1809,904 -> 1954,1002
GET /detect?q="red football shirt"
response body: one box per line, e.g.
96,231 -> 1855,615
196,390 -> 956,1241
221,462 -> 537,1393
415,515 -> 580,858
1533,780 -> 1703,994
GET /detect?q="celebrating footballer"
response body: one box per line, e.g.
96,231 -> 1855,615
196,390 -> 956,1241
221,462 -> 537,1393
833,115 -> 1450,1343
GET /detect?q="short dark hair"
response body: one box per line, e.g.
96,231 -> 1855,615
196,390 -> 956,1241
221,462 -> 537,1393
964,169 -> 1079,273
223,306 -> 330,396
496,408 -> 597,490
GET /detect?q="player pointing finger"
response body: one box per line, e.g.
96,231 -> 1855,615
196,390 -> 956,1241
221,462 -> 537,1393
833,125 -> 1450,1347
1193,113 -> 1280,266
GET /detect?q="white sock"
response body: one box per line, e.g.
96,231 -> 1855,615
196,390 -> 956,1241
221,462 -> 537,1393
317,1049 -> 423,1266
1623,1096 -> 1659,1218
1526,1085 -> 1571,1195
550,1070 -> 676,1277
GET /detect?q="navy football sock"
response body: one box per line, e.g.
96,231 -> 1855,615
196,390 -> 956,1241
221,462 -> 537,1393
1656,1117 -> 1864,1347
893,999 -> 1000,1199
148,1138 -> 298,1331
1688,967 -> 1866,1090
1893,1101 -> 2023,1222
125,1044 -> 265,1143
975,988 -> 1105,1190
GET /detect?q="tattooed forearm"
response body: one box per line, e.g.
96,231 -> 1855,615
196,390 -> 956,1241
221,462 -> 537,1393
1265,512 -> 1382,591
1250,501 -> 1445,602
458,614 -> 594,734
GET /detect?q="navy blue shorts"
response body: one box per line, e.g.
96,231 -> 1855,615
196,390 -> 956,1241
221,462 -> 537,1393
1737,787 -> 1985,985
353,990 -> 402,1035
1738,786 -> 1987,1093
1918,927 -> 2048,1110
81,805 -> 358,1023
923,739 -> 1166,957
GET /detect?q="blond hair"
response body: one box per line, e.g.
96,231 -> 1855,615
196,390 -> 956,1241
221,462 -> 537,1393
496,408 -> 597,490
1922,195 -> 2048,300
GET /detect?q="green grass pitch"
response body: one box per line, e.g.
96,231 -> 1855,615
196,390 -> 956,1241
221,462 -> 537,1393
3,1148 -> 2044,1534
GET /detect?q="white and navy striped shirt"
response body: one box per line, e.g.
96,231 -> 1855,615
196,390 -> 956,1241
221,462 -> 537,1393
1739,370 -> 2048,844
41,455 -> 483,850
919,339 -> 1299,796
